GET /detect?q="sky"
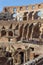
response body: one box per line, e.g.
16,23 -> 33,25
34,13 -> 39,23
0,0 -> 43,12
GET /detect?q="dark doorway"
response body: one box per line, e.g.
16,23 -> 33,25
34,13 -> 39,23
19,52 -> 24,64
1,30 -> 6,36
5,51 -> 12,57
8,31 -> 13,36
1,26 -> 6,37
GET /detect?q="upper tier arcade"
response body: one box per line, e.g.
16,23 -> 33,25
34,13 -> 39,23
2,3 -> 43,21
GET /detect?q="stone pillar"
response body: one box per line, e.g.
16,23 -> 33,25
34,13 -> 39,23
29,52 -> 34,60
27,14 -> 28,21
27,49 -> 30,61
0,31 -> 1,37
32,11 -> 36,20
21,27 -> 24,40
25,50 -> 28,62
26,25 -> 29,41
24,52 -> 26,63
17,13 -> 19,22
22,24 -> 28,40
29,24 -> 34,40
39,31 -> 42,40
17,24 -> 24,41
17,54 -> 21,64
32,13 -> 34,20
39,24 -> 43,40
30,26 -> 33,40
12,30 -> 14,37
29,49 -> 34,61
27,13 -> 30,21
6,31 -> 8,37
18,25 -> 21,36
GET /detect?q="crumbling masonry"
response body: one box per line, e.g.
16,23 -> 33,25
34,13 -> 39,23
0,3 -> 43,65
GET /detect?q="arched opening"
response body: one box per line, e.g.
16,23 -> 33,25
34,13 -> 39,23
4,8 -> 8,12
29,47 -> 34,51
12,13 -> 17,21
34,11 -> 43,19
22,23 -> 29,40
29,11 -> 34,20
13,8 -> 16,12
23,12 -> 28,21
8,24 -> 13,36
1,30 -> 6,37
14,48 -> 24,64
19,52 -> 24,64
20,7 -> 22,10
8,31 -> 13,36
1,26 -> 6,37
38,10 -> 43,19
16,24 -> 24,41
34,12 -> 38,19
17,48 -> 24,64
32,22 -> 40,38
29,23 -> 33,38
5,51 -> 12,57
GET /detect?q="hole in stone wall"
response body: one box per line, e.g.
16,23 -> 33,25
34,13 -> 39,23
1,26 -> 6,37
8,31 -> 13,36
29,11 -> 34,19
32,5 -> 35,9
34,54 -> 39,58
23,12 -> 28,20
13,8 -> 16,12
38,4 -> 41,8
5,51 -> 12,57
19,52 -> 24,64
20,7 -> 22,10
4,8 -> 8,12
29,47 -> 34,51
26,6 -> 28,10
1,30 -> 6,37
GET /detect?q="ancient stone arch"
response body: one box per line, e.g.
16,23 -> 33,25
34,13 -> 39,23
8,24 -> 13,37
32,22 -> 41,38
1,26 -> 6,37
14,48 -> 24,64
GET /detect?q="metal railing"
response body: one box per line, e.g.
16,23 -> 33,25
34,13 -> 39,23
22,55 -> 43,65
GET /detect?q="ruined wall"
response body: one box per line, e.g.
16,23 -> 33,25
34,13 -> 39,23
0,19 -> 43,42
2,3 -> 43,21
0,3 -> 43,65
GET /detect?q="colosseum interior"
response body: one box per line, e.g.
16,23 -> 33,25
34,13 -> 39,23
0,3 -> 43,65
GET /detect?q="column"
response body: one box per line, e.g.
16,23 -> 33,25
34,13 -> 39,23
6,31 -> 8,37
32,11 -> 36,20
39,28 -> 42,42
26,25 -> 29,41
27,14 -> 28,21
29,48 -> 34,61
0,31 -> 1,37
29,24 -> 34,40
21,27 -> 24,40
24,52 -> 26,63
12,30 -> 14,37
17,54 -> 21,64
25,50 -> 28,62
27,13 -> 29,21
32,13 -> 34,20
30,26 -> 33,40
